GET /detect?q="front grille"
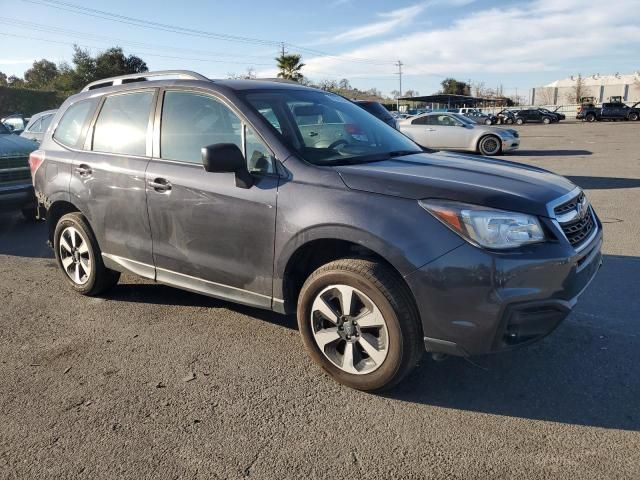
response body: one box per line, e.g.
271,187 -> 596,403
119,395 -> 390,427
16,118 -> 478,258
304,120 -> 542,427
554,192 -> 596,248
1,156 -> 29,170
561,211 -> 595,247
0,156 -> 30,184
554,192 -> 585,217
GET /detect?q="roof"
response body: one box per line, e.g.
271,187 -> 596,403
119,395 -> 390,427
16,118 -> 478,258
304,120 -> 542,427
544,72 -> 640,88
397,93 -> 501,105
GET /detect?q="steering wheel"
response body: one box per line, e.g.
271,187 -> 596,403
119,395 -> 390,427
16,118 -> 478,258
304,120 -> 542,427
328,139 -> 349,150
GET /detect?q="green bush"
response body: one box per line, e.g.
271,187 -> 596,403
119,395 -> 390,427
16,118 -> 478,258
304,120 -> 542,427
0,86 -> 67,117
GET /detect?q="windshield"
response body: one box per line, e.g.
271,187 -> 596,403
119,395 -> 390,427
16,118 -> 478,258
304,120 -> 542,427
241,89 -> 421,165
357,101 -> 394,121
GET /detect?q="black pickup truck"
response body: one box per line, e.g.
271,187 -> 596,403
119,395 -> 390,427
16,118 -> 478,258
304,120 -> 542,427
577,102 -> 640,122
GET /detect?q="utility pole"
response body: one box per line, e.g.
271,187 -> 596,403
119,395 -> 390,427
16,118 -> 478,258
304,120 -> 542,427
395,60 -> 403,111
280,42 -> 286,58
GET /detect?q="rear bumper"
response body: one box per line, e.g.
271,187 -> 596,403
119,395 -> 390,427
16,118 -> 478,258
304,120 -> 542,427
0,184 -> 35,211
405,221 -> 603,356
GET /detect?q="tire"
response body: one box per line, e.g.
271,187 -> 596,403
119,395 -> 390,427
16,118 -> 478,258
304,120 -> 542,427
297,258 -> 423,392
485,119 -> 492,125
542,117 -> 551,125
53,212 -> 120,296
506,118 -> 514,125
515,118 -> 524,125
478,135 -> 502,156
586,113 -> 596,122
629,112 -> 639,121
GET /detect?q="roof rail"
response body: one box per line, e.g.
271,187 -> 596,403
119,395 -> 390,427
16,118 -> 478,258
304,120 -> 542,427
81,70 -> 209,92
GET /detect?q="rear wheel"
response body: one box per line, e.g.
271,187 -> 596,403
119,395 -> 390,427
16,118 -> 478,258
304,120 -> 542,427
54,213 -> 120,296
629,112 -> 639,121
515,118 -> 524,125
297,259 -> 422,392
505,118 -> 514,125
478,135 -> 502,156
542,117 -> 551,125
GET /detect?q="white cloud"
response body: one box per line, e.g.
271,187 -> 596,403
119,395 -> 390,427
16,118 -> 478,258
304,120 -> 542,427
302,0 -> 640,79
323,4 -> 427,44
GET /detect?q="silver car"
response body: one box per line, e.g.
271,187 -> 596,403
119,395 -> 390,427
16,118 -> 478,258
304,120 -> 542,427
399,112 -> 520,156
20,109 -> 57,145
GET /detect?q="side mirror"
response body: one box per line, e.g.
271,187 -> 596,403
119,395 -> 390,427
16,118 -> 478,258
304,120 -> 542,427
201,143 -> 253,189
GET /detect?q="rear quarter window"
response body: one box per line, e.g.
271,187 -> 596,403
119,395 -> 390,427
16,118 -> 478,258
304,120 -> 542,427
54,99 -> 99,148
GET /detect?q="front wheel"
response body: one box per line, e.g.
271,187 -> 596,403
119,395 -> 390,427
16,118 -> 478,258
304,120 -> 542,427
515,118 -> 524,125
297,259 -> 423,392
478,135 -> 502,156
54,212 -> 120,296
586,113 -> 596,122
629,112 -> 639,121
506,118 -> 514,125
542,117 -> 551,125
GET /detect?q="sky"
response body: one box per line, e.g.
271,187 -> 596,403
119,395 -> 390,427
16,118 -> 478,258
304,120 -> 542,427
2,0 -> 640,99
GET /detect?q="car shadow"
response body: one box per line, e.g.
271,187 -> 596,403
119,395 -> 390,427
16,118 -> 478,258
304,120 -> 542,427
0,212 -> 52,258
386,254 -> 640,431
509,149 -> 592,157
108,282 -> 298,331
565,176 -> 640,190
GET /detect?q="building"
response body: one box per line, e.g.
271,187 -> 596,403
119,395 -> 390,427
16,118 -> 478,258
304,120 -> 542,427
531,72 -> 640,106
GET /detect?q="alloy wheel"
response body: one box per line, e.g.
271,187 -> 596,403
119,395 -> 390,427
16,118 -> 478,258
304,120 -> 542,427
59,226 -> 91,285
310,284 -> 389,375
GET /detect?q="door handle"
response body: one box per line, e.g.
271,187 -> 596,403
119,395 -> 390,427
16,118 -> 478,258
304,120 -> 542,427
308,131 -> 318,137
75,164 -> 92,176
148,178 -> 172,192
426,128 -> 436,132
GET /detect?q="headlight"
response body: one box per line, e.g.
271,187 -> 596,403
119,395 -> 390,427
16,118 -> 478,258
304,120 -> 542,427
419,200 -> 545,249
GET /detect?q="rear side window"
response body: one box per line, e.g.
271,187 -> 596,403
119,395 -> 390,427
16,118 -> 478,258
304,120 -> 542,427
54,99 -> 98,148
160,91 -> 243,164
93,91 -> 154,156
40,114 -> 54,132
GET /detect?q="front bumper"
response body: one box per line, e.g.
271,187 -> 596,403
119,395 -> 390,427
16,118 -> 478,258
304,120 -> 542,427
0,183 -> 35,212
404,216 -> 603,356
502,139 -> 520,152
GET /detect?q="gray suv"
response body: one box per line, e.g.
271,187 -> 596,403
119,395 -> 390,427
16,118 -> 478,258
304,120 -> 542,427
31,71 -> 603,391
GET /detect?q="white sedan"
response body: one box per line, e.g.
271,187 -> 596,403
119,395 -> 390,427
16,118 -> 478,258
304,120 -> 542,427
399,112 -> 520,156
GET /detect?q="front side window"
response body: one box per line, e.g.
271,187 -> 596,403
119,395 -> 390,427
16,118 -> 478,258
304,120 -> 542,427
161,91 -> 242,164
92,91 -> 154,156
54,98 -> 98,148
245,126 -> 275,174
40,114 -> 54,132
27,117 -> 43,133
242,89 -> 421,165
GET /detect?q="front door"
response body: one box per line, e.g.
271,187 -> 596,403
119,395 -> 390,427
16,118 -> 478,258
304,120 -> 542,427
145,89 -> 279,308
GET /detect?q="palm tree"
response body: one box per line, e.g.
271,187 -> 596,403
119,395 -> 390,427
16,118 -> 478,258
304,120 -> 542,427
275,54 -> 305,82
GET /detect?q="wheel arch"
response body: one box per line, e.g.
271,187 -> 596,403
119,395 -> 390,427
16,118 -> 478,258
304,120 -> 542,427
277,231 -> 412,315
46,200 -> 83,244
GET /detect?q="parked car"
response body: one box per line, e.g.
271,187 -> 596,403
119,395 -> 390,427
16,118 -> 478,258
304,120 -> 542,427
21,109 -> 57,145
0,121 -> 38,219
32,70 -> 602,391
514,109 -> 557,125
447,108 -> 496,125
576,102 -> 640,122
496,109 -> 516,125
399,112 -> 519,155
354,100 -> 398,129
539,107 -> 566,121
1,114 -> 29,135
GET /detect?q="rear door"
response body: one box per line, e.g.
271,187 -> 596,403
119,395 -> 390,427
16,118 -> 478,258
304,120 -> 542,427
145,89 -> 279,307
70,89 -> 156,276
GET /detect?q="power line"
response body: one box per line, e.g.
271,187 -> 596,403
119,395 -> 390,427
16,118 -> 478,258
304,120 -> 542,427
20,0 -> 396,66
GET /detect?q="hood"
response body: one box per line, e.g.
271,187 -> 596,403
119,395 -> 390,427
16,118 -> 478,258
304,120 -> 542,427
0,134 -> 37,157
336,151 -> 576,217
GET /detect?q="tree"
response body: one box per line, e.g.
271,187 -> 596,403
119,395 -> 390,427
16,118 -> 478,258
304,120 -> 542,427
275,53 -> 305,82
403,89 -> 419,98
24,59 -> 59,89
440,78 -> 470,95
317,79 -> 338,91
565,74 -> 586,104
0,71 -> 7,87
7,75 -> 25,88
338,78 -> 351,90
227,67 -> 257,80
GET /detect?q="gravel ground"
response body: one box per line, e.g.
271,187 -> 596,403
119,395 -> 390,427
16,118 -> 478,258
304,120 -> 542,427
1,122 -> 639,479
